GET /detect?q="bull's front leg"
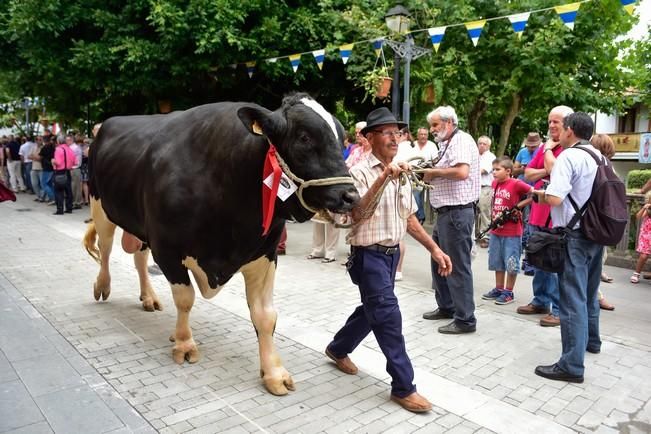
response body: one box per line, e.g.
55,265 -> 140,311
170,283 -> 199,363
241,256 -> 295,395
134,248 -> 163,311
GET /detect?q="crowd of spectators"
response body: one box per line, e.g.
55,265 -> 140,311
0,129 -> 92,214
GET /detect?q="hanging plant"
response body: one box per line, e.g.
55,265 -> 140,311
357,45 -> 393,102
360,67 -> 392,100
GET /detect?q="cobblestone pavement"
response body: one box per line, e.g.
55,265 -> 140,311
1,195 -> 651,433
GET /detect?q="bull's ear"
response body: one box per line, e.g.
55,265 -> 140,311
237,106 -> 285,138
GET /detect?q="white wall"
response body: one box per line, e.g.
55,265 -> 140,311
595,112 -> 617,134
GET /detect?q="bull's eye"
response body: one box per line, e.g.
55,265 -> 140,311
299,133 -> 310,144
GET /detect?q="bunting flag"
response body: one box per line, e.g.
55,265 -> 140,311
312,49 -> 325,70
554,2 -> 581,30
217,1 -> 613,75
508,12 -> 531,38
372,38 -> 384,57
339,43 -> 354,64
288,54 -> 301,73
245,61 -> 256,78
465,20 -> 486,47
427,27 -> 446,52
621,0 -> 636,15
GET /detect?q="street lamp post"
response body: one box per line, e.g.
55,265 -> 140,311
22,97 -> 31,135
384,5 -> 431,127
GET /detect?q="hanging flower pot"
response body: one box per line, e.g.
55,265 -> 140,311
376,77 -> 393,99
423,84 -> 436,103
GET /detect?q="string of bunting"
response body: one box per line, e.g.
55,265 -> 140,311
226,0 -> 638,77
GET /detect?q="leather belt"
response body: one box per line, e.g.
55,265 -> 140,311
435,202 -> 475,214
353,244 -> 399,255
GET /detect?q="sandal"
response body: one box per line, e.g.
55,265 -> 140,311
321,257 -> 336,263
599,299 -> 615,311
600,273 -> 613,283
306,254 -> 324,260
630,272 -> 641,284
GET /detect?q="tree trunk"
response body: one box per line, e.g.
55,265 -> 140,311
497,93 -> 523,157
467,97 -> 487,139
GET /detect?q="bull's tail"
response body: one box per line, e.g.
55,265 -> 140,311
83,200 -> 100,264
83,219 -> 101,264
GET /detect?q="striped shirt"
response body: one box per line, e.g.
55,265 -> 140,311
346,153 -> 418,247
428,129 -> 480,209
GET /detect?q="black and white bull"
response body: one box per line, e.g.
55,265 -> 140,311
83,93 -> 359,395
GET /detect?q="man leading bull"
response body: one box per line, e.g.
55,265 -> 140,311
325,107 -> 453,413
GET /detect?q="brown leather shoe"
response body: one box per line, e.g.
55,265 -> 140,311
325,347 -> 358,375
540,314 -> 560,327
391,392 -> 432,413
517,303 -> 550,315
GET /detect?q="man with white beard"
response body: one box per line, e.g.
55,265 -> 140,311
421,106 -> 480,334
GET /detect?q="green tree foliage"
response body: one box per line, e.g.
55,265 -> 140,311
0,0 -> 645,145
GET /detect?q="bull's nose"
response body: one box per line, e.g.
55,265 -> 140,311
342,189 -> 360,206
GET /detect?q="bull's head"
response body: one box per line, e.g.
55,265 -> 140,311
237,93 -> 360,222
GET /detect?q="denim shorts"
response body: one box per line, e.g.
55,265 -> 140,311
488,234 -> 522,274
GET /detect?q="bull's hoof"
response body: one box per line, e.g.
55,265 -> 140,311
261,368 -> 295,396
172,339 -> 199,364
93,283 -> 110,301
139,295 -> 163,312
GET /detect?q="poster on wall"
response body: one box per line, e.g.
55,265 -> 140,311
640,133 -> 651,164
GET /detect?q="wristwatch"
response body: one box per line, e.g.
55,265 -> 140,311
544,148 -> 553,153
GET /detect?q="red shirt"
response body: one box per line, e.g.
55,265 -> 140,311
490,178 -> 532,237
528,144 -> 564,227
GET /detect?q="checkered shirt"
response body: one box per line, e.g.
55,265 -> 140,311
346,153 -> 418,247
428,129 -> 480,209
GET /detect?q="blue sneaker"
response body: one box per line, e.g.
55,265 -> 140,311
482,288 -> 501,300
495,291 -> 514,305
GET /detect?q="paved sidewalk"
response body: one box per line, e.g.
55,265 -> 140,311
1,194 -> 651,433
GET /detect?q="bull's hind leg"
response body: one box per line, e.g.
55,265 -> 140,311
241,256 -> 294,395
91,198 -> 116,301
170,283 -> 199,363
134,248 -> 163,312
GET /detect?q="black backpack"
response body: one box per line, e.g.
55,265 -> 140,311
567,144 -> 627,246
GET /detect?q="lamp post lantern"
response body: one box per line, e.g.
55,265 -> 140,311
384,5 -> 431,127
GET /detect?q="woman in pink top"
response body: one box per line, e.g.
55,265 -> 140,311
51,135 -> 75,214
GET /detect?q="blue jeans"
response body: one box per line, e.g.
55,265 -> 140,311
22,162 -> 32,192
41,171 -> 54,201
488,234 -> 521,273
529,224 -> 560,316
329,246 -> 415,398
521,206 -> 535,272
431,206 -> 476,327
414,189 -> 425,222
556,230 -> 603,376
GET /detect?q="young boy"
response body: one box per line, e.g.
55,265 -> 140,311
482,157 -> 533,305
